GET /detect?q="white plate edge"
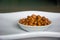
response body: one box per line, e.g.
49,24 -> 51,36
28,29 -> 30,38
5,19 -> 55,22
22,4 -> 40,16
0,32 -> 60,39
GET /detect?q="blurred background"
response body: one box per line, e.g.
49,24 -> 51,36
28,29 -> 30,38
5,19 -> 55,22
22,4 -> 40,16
0,0 -> 60,13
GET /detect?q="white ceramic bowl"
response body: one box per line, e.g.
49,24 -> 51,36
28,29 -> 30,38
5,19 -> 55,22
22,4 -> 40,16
18,20 -> 52,31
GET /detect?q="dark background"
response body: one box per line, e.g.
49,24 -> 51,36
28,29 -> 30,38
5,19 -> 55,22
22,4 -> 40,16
0,0 -> 60,13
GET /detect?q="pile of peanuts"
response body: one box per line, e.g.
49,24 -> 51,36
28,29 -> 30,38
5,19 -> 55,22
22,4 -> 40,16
19,14 -> 51,26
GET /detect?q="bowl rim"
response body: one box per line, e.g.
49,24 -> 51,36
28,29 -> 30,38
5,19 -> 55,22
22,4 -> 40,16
18,20 -> 52,27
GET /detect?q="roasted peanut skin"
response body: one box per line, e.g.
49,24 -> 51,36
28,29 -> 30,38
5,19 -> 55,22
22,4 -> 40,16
19,14 -> 51,26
